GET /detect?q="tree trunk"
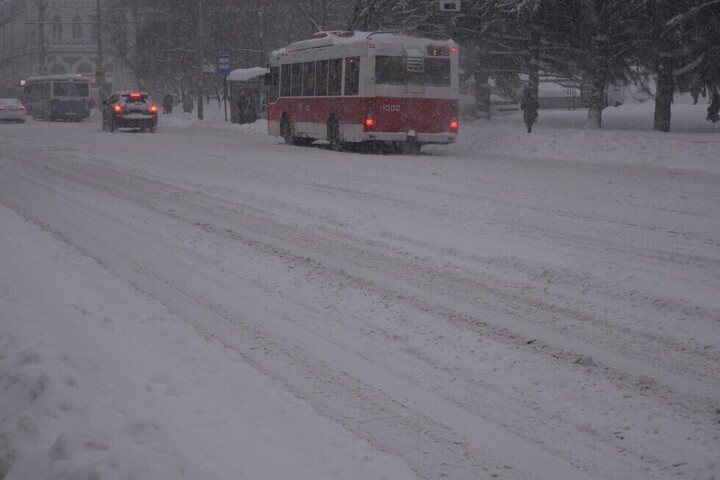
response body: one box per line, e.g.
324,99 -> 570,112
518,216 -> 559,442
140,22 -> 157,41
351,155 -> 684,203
585,75 -> 606,129
585,37 -> 608,130
653,60 -> 674,132
528,34 -> 540,119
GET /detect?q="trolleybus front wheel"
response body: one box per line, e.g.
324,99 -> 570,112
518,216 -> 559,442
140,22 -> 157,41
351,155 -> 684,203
280,115 -> 294,145
327,115 -> 343,152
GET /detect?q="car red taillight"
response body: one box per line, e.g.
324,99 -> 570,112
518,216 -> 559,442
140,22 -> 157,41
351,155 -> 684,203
113,104 -> 123,113
149,104 -> 158,114
17,105 -> 26,110
0,106 -> 5,111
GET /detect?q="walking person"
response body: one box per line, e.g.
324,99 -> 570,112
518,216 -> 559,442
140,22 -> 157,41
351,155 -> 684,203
182,93 -> 193,114
520,86 -> 539,133
162,93 -> 173,114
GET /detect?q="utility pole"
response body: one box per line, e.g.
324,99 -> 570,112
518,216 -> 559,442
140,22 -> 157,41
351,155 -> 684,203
37,0 -> 46,73
96,0 -> 105,98
197,0 -> 204,120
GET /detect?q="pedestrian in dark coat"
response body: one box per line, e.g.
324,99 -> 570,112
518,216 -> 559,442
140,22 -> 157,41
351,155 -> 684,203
236,91 -> 257,124
162,93 -> 173,114
520,86 -> 539,133
182,94 -> 193,114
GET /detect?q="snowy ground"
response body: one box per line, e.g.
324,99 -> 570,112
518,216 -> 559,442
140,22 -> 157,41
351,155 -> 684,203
1,98 -> 719,480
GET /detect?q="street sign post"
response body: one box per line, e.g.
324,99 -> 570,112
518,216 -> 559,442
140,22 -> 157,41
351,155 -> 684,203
218,54 -> 231,121
217,54 -> 231,77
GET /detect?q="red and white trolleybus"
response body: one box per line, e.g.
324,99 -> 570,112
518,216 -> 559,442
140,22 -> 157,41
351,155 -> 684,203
267,31 -> 459,153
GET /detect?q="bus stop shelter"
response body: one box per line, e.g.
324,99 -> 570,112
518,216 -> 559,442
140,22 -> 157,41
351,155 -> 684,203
228,67 -> 267,124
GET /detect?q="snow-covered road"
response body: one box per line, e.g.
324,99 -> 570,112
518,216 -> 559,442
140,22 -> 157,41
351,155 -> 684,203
1,105 -> 719,479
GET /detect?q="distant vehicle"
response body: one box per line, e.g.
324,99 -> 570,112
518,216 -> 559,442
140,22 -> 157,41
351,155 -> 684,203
101,91 -> 158,133
23,74 -> 91,121
267,31 -> 459,154
0,98 -> 27,123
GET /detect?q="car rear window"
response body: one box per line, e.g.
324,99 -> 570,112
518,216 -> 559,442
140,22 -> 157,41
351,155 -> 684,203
0,98 -> 21,106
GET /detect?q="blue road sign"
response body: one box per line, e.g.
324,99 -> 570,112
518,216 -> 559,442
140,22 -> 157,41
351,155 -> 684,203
218,54 -> 231,77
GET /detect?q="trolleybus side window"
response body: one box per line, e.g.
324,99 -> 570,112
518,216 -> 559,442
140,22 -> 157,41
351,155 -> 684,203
291,63 -> 303,96
328,58 -> 342,96
280,65 -> 292,97
344,57 -> 360,96
302,62 -> 315,96
315,60 -> 328,96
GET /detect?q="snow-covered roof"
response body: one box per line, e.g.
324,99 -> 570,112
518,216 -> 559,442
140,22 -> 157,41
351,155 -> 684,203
228,67 -> 268,82
271,31 -> 456,58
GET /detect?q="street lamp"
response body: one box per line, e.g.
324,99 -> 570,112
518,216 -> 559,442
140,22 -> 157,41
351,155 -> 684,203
196,0 -> 203,120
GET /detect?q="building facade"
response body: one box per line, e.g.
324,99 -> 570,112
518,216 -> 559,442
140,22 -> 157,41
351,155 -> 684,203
0,0 -> 130,96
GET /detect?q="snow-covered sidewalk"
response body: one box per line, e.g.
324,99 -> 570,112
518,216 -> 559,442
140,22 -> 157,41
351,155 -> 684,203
0,205 -> 414,480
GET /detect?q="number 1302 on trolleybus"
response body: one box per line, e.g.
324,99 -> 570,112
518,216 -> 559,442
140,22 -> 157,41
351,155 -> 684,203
267,31 -> 459,154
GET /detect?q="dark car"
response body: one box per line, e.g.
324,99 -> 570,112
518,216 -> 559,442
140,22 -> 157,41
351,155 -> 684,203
101,91 -> 158,132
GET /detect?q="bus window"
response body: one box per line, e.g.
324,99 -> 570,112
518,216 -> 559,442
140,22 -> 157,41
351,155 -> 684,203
302,62 -> 315,96
344,57 -> 360,96
269,67 -> 280,103
54,82 -> 89,97
315,60 -> 328,96
328,58 -> 342,96
280,65 -> 292,97
291,63 -> 303,96
35,83 -> 50,102
425,58 -> 451,86
376,56 -> 405,85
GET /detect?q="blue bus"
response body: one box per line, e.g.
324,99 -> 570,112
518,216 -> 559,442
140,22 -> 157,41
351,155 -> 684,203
23,74 -> 92,121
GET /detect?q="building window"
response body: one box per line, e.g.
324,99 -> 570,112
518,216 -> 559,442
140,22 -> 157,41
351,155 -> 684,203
52,15 -> 63,40
72,15 -> 82,39
76,63 -> 93,74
